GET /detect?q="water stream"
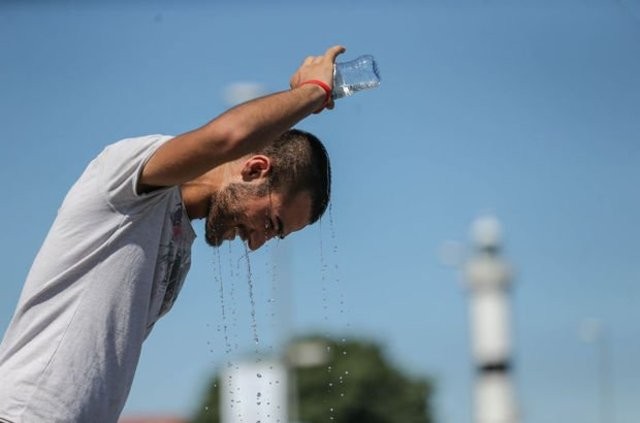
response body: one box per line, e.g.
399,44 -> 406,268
205,206 -> 349,423
243,242 -> 260,348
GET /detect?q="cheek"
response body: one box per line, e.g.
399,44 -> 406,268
221,206 -> 251,231
207,202 -> 222,225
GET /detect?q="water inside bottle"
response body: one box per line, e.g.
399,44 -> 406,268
332,55 -> 381,99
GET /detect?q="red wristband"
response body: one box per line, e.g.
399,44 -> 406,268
300,79 -> 332,112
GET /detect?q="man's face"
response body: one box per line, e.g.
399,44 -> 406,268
205,182 -> 312,251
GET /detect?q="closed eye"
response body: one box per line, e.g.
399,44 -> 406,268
276,216 -> 284,239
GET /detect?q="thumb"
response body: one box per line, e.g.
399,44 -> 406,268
325,45 -> 346,62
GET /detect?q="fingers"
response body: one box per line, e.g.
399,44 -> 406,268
302,46 -> 346,66
289,45 -> 346,113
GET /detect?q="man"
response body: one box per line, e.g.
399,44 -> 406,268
0,45 -> 346,423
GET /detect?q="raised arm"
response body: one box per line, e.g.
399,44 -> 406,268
139,45 -> 345,191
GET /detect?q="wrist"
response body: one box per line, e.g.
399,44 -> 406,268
299,80 -> 332,113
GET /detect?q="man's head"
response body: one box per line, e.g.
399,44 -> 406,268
205,129 -> 331,250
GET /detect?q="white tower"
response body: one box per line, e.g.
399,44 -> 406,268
464,216 -> 519,423
220,358 -> 288,423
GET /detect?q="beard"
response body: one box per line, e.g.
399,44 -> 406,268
204,181 -> 269,247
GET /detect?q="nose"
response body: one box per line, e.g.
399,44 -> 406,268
248,231 -> 273,251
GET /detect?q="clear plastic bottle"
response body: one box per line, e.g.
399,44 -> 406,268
332,55 -> 381,100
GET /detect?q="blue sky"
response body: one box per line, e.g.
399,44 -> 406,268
1,1 -> 639,422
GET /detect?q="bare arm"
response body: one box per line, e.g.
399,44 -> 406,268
139,45 -> 345,190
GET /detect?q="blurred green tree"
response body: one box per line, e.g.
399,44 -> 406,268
191,336 -> 434,423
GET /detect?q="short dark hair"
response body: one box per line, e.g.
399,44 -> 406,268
256,129 -> 331,224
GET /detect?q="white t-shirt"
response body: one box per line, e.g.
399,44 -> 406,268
0,135 -> 196,423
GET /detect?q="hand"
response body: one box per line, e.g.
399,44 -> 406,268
290,45 -> 346,110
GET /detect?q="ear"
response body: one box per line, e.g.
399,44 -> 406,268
240,155 -> 271,182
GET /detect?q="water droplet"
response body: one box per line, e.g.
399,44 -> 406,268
257,373 -> 262,378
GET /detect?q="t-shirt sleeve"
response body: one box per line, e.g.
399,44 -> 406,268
96,134 -> 174,213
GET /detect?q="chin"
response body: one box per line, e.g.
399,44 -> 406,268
205,237 -> 221,248
204,228 -> 223,247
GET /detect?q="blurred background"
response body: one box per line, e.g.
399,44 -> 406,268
1,0 -> 639,422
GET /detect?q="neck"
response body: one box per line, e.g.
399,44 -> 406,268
180,168 -> 228,219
